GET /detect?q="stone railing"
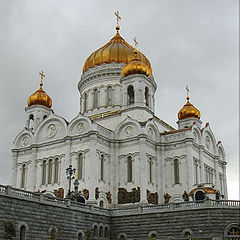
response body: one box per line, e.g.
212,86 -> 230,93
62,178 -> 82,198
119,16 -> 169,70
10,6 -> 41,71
0,185 -> 239,216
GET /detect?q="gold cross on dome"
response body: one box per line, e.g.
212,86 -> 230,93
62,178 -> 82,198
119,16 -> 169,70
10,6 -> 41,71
115,11 -> 121,27
186,85 -> 189,98
39,71 -> 45,86
133,37 -> 138,50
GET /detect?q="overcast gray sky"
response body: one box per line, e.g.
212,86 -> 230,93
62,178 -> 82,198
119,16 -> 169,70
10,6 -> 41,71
0,0 -> 238,199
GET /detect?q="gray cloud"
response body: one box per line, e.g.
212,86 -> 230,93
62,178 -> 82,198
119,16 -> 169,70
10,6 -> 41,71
0,0 -> 238,199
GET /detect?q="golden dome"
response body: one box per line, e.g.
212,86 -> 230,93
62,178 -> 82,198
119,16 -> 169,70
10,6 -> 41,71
82,28 -> 152,75
27,80 -> 52,108
178,96 -> 200,120
121,51 -> 151,77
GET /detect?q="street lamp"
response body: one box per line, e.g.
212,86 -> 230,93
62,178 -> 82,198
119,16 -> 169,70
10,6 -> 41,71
66,165 -> 76,197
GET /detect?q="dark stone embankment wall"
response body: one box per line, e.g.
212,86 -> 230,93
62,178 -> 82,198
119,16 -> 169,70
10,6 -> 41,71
0,194 -> 239,240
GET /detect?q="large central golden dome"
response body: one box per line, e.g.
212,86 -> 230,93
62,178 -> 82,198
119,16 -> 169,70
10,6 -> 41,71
82,28 -> 152,75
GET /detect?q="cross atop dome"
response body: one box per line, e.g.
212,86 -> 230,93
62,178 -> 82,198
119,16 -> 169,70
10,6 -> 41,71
114,11 -> 121,31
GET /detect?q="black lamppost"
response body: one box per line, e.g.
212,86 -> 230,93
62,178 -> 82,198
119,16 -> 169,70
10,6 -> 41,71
66,165 -> 76,196
73,178 -> 79,200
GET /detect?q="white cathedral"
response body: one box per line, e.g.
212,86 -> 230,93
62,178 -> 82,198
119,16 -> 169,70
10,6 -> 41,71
11,21 -> 228,208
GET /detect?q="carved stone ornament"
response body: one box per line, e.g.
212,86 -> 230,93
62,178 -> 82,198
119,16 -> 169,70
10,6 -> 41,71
164,192 -> 171,204
83,189 -> 89,200
77,122 -> 85,133
22,136 -> 30,146
54,188 -> 64,199
147,190 -> 158,204
118,187 -> 140,204
106,191 -> 112,204
95,187 -> 99,200
206,136 -> 210,149
148,128 -> 154,139
47,124 -> 57,138
124,126 -> 133,136
182,191 -> 189,201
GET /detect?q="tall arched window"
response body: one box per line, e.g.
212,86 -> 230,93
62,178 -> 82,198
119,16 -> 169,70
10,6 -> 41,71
78,232 -> 83,240
78,153 -> 83,180
20,225 -> 26,240
21,164 -> 26,188
93,225 -> 98,236
93,89 -> 99,108
50,227 -> 56,240
100,200 -> 104,208
107,86 -> 113,106
99,226 -> 103,237
83,92 -> 88,112
105,227 -> 109,237
149,158 -> 152,183
54,158 -> 59,183
42,160 -> 46,185
174,159 -> 180,184
127,85 -> 134,105
48,159 -> 53,184
127,156 -> 133,182
145,87 -> 149,106
100,154 -> 104,181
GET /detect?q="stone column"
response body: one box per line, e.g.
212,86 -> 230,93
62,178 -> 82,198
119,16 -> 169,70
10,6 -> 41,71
11,152 -> 18,187
35,160 -> 42,190
99,87 -> 105,108
86,133 -> 98,204
16,164 -> 22,188
199,146 -> 204,183
223,164 -> 228,199
139,137 -> 148,204
88,89 -> 94,111
214,157 -> 220,189
186,141 -> 194,191
158,145 -> 164,204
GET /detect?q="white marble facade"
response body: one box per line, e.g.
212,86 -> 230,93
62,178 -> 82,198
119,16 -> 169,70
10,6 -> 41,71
12,54 -> 227,208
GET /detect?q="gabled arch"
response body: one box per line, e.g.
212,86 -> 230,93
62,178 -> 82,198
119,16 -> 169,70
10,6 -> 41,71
201,124 -> 217,155
34,114 -> 68,144
67,113 -> 92,136
13,129 -> 34,149
217,141 -> 226,162
192,126 -> 201,144
115,116 -> 141,139
145,120 -> 160,141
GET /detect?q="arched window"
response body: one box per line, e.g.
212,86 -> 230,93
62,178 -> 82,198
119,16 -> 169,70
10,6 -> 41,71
99,226 -> 103,237
50,227 -> 56,240
127,156 -> 133,182
83,92 -> 88,112
174,159 -> 180,184
127,85 -> 134,105
149,158 -> 152,183
78,153 -> 83,180
42,160 -> 46,185
100,154 -> 104,181
21,164 -> 26,188
20,225 -> 26,240
120,234 -> 126,240
99,200 -> 104,208
107,86 -> 113,106
48,159 -> 53,184
78,232 -> 83,240
150,233 -> 157,240
105,227 -> 109,237
145,87 -> 149,106
93,88 -> 99,108
54,158 -> 59,183
28,114 -> 34,129
93,225 -> 98,236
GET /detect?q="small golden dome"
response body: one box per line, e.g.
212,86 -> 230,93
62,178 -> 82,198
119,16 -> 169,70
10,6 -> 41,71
27,77 -> 52,108
82,28 -> 152,75
178,96 -> 200,120
121,51 -> 151,77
